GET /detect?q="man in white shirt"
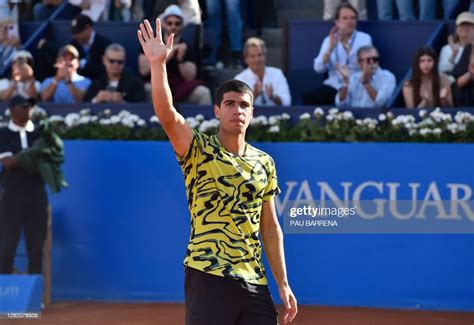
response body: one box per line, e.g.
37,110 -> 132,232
303,3 -> 372,105
336,45 -> 396,108
234,37 -> 291,106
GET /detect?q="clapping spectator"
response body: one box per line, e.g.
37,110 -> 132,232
40,44 -> 91,103
336,45 -> 396,108
0,17 -> 20,71
304,3 -> 372,105
403,47 -> 452,108
439,12 -> 474,84
0,51 -> 41,101
234,37 -> 291,106
85,43 -> 145,103
451,39 -> 474,106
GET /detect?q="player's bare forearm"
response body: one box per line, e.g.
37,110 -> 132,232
260,199 -> 289,288
150,61 -> 180,125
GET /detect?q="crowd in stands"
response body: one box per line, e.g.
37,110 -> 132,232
1,0 -> 474,108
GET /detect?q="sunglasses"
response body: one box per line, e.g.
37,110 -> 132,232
165,20 -> 182,27
359,56 -> 379,63
106,57 -> 125,65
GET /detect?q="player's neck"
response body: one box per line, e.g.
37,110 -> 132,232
217,131 -> 247,156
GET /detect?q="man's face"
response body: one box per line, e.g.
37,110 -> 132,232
72,27 -> 92,44
163,16 -> 183,36
456,23 -> 474,41
58,53 -> 79,73
358,49 -> 379,73
244,45 -> 266,72
103,49 -> 126,77
10,104 -> 32,125
335,8 -> 357,35
214,91 -> 254,135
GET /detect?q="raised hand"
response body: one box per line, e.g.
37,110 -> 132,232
137,19 -> 174,66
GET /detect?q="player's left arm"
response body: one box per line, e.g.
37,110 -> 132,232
260,198 -> 298,324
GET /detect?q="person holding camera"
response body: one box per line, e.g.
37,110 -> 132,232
40,44 -> 91,103
0,51 -> 41,102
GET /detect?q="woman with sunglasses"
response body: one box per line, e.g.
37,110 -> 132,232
403,46 -> 453,109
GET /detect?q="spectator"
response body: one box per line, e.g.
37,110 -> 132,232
451,41 -> 474,106
304,3 -> 372,105
336,45 -> 396,108
139,5 -> 211,104
439,12 -> 474,84
377,0 -> 452,21
68,0 -> 107,21
33,0 -> 63,21
70,14 -> 112,80
0,51 -> 41,101
234,37 -> 291,106
403,46 -> 452,108
85,43 -> 145,103
206,0 -> 243,68
179,0 -> 201,25
107,0 -> 132,21
40,44 -> 91,103
0,17 -> 20,71
323,0 -> 367,20
0,95 -> 48,275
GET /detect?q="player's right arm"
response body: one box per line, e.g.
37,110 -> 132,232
137,18 -> 193,157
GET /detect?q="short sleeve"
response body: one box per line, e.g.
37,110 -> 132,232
262,157 -> 281,201
175,129 -> 206,171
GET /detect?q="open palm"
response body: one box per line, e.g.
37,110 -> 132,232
137,18 -> 174,65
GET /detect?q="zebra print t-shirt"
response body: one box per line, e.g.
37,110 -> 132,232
177,130 -> 280,285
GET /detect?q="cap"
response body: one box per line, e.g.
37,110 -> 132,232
12,50 -> 33,63
159,4 -> 185,23
71,14 -> 93,34
8,95 -> 36,109
456,12 -> 474,26
58,44 -> 80,59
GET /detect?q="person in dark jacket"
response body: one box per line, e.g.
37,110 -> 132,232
70,13 -> 112,80
0,95 -> 48,275
84,43 -> 146,103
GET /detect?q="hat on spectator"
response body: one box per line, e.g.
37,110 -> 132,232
71,14 -> 93,34
12,50 -> 33,63
159,5 -> 185,24
58,44 -> 80,59
8,95 -> 36,109
456,12 -> 474,25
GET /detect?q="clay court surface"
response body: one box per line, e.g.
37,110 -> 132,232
3,303 -> 473,325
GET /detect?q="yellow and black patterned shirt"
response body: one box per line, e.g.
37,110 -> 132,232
177,130 -> 280,285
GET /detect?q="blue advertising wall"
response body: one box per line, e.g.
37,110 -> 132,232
49,141 -> 474,311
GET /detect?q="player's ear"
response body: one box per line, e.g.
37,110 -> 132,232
213,104 -> 220,120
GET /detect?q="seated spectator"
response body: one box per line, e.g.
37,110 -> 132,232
0,51 -> 41,101
234,37 -> 291,106
41,44 -> 91,103
70,14 -> 111,80
107,0 -> 132,21
33,0 -> 63,21
304,3 -> 372,105
336,45 -> 395,108
323,0 -> 367,20
0,17 -> 20,71
139,5 -> 211,104
439,12 -> 474,84
451,40 -> 474,106
403,47 -> 452,108
85,43 -> 145,103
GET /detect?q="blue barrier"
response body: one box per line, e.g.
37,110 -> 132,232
48,141 -> 474,310
0,275 -> 43,313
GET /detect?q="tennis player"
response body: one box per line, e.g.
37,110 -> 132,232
138,18 -> 297,325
